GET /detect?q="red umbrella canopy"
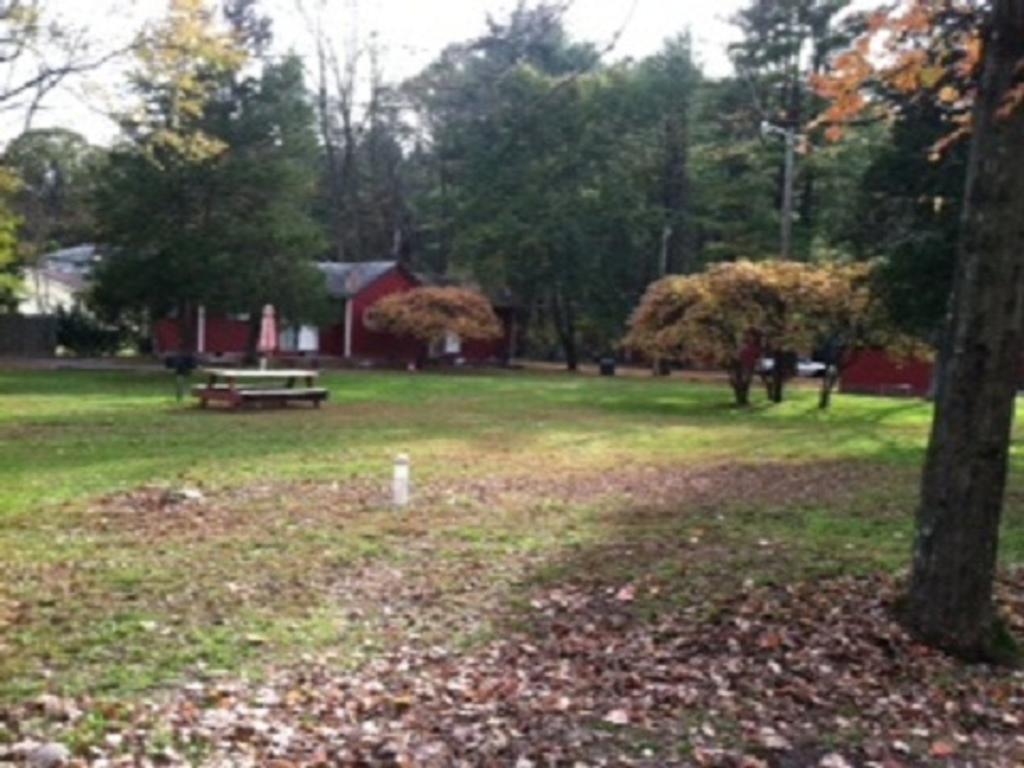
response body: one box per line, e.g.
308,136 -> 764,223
258,304 -> 277,353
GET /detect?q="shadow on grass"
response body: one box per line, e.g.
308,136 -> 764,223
512,459 -> 923,622
510,455 -> 1024,632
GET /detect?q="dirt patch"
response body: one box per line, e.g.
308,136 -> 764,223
84,460 -> 899,541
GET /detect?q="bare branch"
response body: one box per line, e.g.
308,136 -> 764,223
0,0 -> 137,135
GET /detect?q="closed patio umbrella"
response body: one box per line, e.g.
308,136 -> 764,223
258,304 -> 277,369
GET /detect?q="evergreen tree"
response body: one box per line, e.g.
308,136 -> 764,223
205,54 -> 328,347
712,0 -> 852,260
93,0 -> 325,351
851,101 -> 967,341
404,9 -> 702,366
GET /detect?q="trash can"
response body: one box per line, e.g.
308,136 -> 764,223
169,353 -> 198,402
599,357 -> 617,377
170,353 -> 197,376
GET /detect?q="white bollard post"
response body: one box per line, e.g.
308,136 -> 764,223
393,453 -> 411,508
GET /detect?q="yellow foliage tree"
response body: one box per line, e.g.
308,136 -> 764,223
0,167 -> 23,311
365,287 -> 503,352
627,261 -> 811,405
128,0 -> 246,165
626,260 -> 902,407
819,0 -> 1024,657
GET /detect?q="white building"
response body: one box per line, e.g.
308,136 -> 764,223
19,244 -> 98,316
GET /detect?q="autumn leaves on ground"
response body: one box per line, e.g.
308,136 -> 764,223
1,370 -> 1022,766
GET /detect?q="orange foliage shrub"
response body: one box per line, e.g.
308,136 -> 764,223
625,260 -> 913,406
365,287 -> 502,344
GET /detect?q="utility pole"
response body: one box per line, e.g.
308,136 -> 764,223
761,121 -> 798,260
781,127 -> 795,260
659,225 -> 673,276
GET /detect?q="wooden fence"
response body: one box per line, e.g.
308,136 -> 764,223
0,315 -> 57,357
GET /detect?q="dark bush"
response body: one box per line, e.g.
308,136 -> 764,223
56,305 -> 124,356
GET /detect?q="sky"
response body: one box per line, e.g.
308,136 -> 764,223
10,0 -> 748,146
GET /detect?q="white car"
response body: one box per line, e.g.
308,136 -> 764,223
757,358 -> 827,378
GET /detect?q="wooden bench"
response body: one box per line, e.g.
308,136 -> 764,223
193,368 -> 328,410
192,385 -> 328,409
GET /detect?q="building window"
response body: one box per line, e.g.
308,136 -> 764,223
444,331 -> 461,355
279,325 -> 320,353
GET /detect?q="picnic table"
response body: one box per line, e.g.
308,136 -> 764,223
192,368 -> 329,410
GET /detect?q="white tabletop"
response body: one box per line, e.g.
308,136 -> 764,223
201,368 -> 319,379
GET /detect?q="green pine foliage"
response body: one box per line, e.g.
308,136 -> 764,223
93,1 -> 325,342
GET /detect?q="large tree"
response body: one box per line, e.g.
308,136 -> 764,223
92,0 -> 244,345
907,0 -> 1024,659
94,0 -> 325,352
821,0 -> 1024,657
724,0 -> 853,259
404,8 -> 703,367
848,100 -> 967,342
3,129 -> 102,259
191,50 -> 328,354
626,260 -> 837,406
297,0 -> 415,264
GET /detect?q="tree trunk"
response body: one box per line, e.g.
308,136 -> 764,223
926,323 -> 953,402
770,366 -> 784,403
765,350 -> 790,404
340,107 -> 361,259
661,113 -> 691,274
550,286 -> 579,372
821,347 -> 857,410
316,44 -> 345,261
177,300 -> 196,355
437,154 -> 451,275
819,365 -> 838,410
729,363 -> 753,407
907,0 -> 1024,660
245,307 -> 262,365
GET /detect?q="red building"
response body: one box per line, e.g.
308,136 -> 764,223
840,349 -> 934,397
153,261 -> 517,365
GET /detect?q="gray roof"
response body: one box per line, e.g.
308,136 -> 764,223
41,244 -> 100,271
318,261 -> 402,299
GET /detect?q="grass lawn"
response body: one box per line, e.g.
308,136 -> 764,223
1,368 -> 1022,763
